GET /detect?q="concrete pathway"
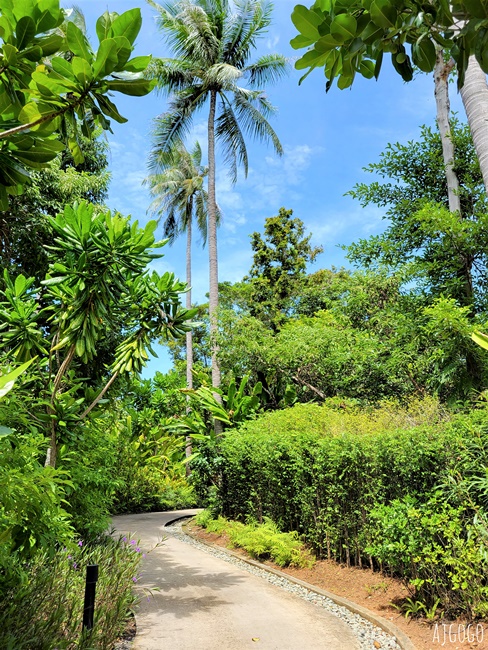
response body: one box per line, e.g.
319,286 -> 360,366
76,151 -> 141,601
112,510 -> 359,650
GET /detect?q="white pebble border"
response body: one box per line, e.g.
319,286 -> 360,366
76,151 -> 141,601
165,521 -> 402,650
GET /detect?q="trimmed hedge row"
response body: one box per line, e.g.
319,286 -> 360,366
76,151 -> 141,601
217,404 -> 456,561
196,401 -> 488,615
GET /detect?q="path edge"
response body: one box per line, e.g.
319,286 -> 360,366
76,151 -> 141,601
180,519 -> 417,650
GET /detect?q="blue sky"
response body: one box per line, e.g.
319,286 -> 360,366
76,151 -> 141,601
74,0 -> 466,376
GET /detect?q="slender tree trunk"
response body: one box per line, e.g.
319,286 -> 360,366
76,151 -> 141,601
434,49 -> 460,213
45,343 -> 76,468
185,217 -> 193,466
460,55 -> 488,196
207,90 -> 223,436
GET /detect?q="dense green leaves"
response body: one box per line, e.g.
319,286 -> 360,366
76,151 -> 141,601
290,0 -> 488,89
0,0 -> 155,208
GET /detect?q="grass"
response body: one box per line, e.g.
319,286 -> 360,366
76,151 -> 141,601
0,533 -> 144,650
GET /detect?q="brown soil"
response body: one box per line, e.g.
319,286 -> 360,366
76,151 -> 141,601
186,523 -> 488,650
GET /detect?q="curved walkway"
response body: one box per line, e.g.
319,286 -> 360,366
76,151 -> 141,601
112,510 -> 360,650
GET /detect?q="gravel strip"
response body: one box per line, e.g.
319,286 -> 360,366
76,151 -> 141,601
165,520 -> 402,650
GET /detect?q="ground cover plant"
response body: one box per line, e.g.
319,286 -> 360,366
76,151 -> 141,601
194,510 -> 314,568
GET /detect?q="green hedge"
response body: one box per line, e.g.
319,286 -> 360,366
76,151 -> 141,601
201,400 -> 488,616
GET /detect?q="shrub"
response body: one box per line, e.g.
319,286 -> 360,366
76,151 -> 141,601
367,497 -> 488,618
192,400 -> 488,616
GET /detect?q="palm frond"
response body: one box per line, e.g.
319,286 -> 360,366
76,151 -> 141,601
204,63 -> 243,88
245,53 -> 289,87
147,88 -> 207,166
227,0 -> 273,68
232,86 -> 282,156
216,93 -> 249,181
147,58 -> 200,94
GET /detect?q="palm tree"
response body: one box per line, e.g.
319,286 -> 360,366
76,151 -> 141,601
145,137 -> 210,456
147,0 -> 288,399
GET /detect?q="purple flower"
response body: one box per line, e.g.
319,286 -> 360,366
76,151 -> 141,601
67,555 -> 72,560
73,562 -> 77,569
132,577 -> 137,582
136,547 -> 141,553
77,540 -> 83,547
130,540 -> 136,545
142,554 -> 146,558
122,536 -> 127,543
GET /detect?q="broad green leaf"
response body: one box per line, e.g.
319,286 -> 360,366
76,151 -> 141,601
15,15 -> 35,50
0,89 -> 19,119
14,274 -> 25,295
463,0 -> 488,18
96,11 -> 114,42
18,101 -> 41,124
290,34 -> 316,49
361,21 -> 384,44
472,330 -> 488,350
0,425 -> 13,437
32,70 -> 75,95
106,78 -> 156,96
51,56 -> 77,80
35,0 -> 63,33
93,38 -> 118,78
412,38 -> 436,72
12,0 -> 36,22
315,34 -> 340,52
0,184 -> 7,210
360,58 -> 375,78
95,93 -> 127,123
295,48 -> 328,70
71,56 -> 93,85
38,33 -> 64,56
330,14 -> 357,43
0,157 -> 30,185
374,49 -> 383,78
110,8 -> 142,45
291,5 -> 323,40
0,358 -> 34,396
124,55 -> 151,73
67,21 -> 91,60
22,44 -> 42,61
113,35 -> 132,71
475,27 -> 488,72
2,43 -> 17,64
370,0 -> 397,28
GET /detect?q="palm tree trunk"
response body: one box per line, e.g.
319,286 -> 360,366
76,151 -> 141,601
460,55 -> 488,196
185,216 -> 193,464
207,89 -> 223,436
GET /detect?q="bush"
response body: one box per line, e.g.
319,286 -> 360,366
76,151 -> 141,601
367,497 -> 488,618
192,400 -> 488,616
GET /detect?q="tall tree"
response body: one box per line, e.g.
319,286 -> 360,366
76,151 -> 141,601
145,138 -> 211,459
147,0 -> 287,400
246,207 -> 323,329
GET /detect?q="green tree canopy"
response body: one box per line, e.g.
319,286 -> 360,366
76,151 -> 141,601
245,207 -> 323,329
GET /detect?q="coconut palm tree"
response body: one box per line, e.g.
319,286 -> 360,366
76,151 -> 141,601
147,0 -> 288,398
145,138 -> 211,454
